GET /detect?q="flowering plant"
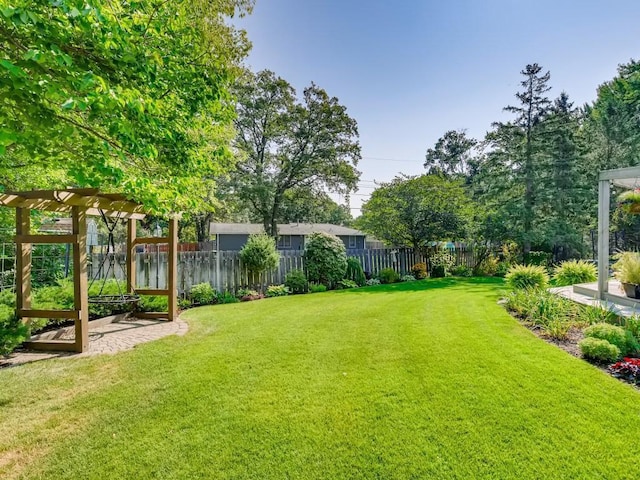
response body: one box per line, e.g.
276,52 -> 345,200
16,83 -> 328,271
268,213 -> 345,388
609,357 -> 640,384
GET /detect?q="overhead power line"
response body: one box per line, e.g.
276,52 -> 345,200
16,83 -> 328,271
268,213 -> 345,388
361,156 -> 422,163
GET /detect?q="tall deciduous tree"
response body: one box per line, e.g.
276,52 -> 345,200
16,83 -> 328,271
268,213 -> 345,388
424,129 -> 478,179
233,70 -> 361,236
357,175 -> 473,250
0,0 -> 252,212
279,188 -> 353,225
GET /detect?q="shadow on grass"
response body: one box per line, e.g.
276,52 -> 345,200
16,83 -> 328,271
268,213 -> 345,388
331,276 -> 505,296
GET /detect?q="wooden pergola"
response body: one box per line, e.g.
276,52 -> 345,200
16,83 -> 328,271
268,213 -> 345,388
597,166 -> 640,299
0,188 -> 178,353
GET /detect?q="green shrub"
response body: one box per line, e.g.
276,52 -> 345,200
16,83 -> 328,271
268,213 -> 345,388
216,292 -> 239,304
365,278 -> 381,286
400,274 -> 416,282
266,285 -> 289,297
411,262 -> 427,279
450,265 -> 472,277
429,250 -> 455,278
337,279 -> 358,289
137,295 -> 169,312
236,289 -> 263,302
240,234 -> 280,280
473,256 -> 499,277
579,337 -> 620,363
625,330 -> 640,356
378,268 -> 399,284
624,315 -> 640,342
304,232 -> 347,287
309,283 -> 327,293
0,289 -> 15,307
584,323 -> 629,355
189,283 -> 216,305
178,298 -> 192,310
505,264 -> 550,290
31,244 -> 67,288
285,269 -> 308,294
0,304 -> 28,356
525,251 -> 552,267
552,260 -> 597,286
494,261 -> 511,278
345,258 -> 366,286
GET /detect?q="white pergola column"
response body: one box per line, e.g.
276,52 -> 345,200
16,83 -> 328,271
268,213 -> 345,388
597,179 -> 610,299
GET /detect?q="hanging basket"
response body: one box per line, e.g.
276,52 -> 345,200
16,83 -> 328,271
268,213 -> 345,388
624,202 -> 640,214
618,190 -> 640,214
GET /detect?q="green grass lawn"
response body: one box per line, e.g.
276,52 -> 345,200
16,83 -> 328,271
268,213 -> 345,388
2,278 -> 640,479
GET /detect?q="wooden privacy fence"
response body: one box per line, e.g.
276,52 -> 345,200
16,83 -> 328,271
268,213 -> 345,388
89,246 -> 480,295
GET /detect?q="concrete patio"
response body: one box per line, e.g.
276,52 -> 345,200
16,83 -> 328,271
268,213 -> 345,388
551,279 -> 640,318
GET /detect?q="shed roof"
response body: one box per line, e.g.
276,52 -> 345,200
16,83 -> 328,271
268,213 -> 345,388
210,223 -> 366,237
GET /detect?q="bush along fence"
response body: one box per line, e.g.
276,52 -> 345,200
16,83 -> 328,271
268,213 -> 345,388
0,243 -> 483,295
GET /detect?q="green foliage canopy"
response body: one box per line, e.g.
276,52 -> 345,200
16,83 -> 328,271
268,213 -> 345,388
357,174 -> 472,249
0,0 -> 252,212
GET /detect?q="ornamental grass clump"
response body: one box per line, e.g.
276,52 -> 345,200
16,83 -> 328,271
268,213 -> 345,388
505,264 -> 550,290
345,257 -> 366,286
612,252 -> 640,285
552,260 -> 597,286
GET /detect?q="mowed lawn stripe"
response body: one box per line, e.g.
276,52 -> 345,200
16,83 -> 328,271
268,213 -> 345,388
3,278 -> 640,479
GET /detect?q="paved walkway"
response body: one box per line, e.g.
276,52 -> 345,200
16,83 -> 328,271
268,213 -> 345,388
1,316 -> 188,368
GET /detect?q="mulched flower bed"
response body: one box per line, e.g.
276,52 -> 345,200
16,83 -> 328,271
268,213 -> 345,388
517,319 -> 640,390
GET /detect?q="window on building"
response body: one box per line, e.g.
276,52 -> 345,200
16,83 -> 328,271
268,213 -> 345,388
277,235 -> 292,249
348,236 -> 357,248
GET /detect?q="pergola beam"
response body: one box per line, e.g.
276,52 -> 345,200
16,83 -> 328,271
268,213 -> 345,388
0,189 -> 147,220
599,166 -> 640,181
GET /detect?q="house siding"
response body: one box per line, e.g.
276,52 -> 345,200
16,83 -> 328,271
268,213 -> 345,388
338,235 -> 365,250
278,235 -> 305,250
217,234 -> 250,251
216,232 -> 366,251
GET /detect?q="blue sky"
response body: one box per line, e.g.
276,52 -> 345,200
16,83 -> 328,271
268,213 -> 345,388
235,0 -> 640,215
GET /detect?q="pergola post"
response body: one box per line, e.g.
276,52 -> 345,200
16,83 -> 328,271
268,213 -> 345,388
15,207 -> 31,323
72,207 -> 89,352
597,179 -> 610,300
168,217 -> 178,321
126,219 -> 136,294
